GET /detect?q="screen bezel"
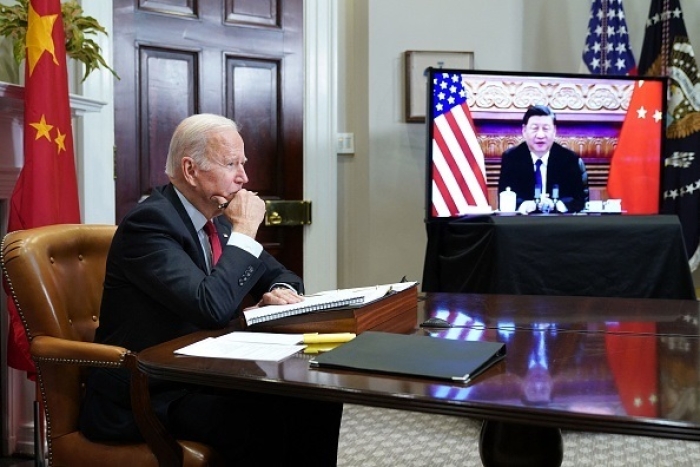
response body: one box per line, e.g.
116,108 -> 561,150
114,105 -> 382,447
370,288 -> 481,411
424,68 -> 668,221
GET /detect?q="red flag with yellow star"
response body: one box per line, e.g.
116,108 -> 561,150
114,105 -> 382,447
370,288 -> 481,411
5,0 -> 81,378
606,80 -> 665,214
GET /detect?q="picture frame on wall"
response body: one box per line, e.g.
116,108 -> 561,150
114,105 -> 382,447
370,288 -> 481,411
404,50 -> 474,123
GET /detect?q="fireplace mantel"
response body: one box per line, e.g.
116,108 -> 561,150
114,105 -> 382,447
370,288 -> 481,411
0,81 -> 106,115
0,81 -> 106,199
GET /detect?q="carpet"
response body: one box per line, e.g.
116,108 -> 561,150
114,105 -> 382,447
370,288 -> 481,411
337,404 -> 700,466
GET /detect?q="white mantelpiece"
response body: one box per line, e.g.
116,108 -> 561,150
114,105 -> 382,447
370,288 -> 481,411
0,81 -> 105,115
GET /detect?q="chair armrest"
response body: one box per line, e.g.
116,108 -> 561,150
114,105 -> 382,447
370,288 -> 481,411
30,335 -> 129,367
31,336 -> 184,466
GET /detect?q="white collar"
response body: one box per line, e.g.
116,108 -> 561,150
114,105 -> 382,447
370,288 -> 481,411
530,151 -> 550,166
173,186 -> 208,232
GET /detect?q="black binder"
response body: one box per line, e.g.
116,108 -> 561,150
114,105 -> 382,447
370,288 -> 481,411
309,331 -> 506,383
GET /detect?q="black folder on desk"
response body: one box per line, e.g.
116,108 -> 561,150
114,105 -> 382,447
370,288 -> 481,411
309,331 -> 505,383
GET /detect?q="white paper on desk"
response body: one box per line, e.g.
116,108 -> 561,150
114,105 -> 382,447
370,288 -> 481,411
214,331 -> 303,345
308,281 -> 416,302
242,281 -> 418,326
341,281 -> 417,306
174,337 -> 304,362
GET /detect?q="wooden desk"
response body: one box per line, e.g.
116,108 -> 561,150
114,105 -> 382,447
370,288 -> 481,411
422,214 -> 696,299
137,293 -> 700,466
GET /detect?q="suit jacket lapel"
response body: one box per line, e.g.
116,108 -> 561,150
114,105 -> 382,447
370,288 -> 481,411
159,183 -> 209,270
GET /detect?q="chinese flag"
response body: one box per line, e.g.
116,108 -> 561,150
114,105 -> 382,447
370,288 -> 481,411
4,0 -> 81,378
606,80 -> 664,214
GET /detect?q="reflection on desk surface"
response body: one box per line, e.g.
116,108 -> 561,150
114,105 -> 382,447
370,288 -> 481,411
420,293 -> 700,336
423,323 -> 699,424
411,293 -> 700,425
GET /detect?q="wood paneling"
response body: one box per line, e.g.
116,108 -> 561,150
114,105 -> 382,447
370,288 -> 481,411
226,0 -> 279,27
225,57 -> 279,195
114,0 -> 304,273
138,47 -> 198,194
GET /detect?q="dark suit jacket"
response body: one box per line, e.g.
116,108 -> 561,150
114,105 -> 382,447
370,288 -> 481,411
80,183 -> 303,441
497,142 -> 589,212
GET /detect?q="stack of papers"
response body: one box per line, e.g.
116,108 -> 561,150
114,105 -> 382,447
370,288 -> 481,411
174,331 -> 357,362
243,281 -> 417,326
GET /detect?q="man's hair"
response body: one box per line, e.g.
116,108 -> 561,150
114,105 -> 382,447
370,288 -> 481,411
164,113 -> 239,177
522,105 -> 556,126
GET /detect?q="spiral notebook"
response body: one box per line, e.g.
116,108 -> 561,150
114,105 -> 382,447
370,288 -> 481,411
243,282 -> 416,326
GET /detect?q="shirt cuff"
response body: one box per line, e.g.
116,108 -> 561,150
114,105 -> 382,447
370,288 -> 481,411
226,232 -> 263,258
269,283 -> 297,293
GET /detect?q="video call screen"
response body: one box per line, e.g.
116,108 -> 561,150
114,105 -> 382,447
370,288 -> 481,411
426,68 -> 667,219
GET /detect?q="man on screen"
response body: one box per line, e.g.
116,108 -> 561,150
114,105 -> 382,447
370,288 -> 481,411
498,105 -> 589,213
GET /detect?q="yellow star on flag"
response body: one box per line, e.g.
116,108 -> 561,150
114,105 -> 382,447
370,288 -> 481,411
30,115 -> 53,142
26,2 -> 59,76
54,128 -> 67,153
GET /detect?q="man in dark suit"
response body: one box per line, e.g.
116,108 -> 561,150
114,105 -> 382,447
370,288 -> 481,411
79,114 -> 342,466
498,105 -> 589,213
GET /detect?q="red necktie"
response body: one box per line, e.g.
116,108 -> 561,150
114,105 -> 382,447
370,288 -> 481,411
204,220 -> 222,266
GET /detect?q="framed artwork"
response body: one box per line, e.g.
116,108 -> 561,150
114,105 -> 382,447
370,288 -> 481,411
404,50 -> 474,123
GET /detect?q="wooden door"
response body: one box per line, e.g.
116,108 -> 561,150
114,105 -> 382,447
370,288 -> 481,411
113,0 -> 304,275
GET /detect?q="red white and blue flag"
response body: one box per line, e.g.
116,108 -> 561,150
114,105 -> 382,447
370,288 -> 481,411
581,0 -> 636,75
430,72 -> 489,217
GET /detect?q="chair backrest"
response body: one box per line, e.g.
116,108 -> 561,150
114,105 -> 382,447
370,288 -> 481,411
2,224 -> 222,466
1,224 -> 121,463
2,224 -> 116,346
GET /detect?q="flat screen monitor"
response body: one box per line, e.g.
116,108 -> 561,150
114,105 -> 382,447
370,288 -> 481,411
425,68 -> 667,219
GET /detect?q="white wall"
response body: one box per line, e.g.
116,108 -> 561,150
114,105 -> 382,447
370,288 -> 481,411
522,0 -> 700,73
338,0 -> 525,288
77,2 -> 115,225
337,0 -> 700,289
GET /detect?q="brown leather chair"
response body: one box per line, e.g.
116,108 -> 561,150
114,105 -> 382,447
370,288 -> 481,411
1,224 -> 222,467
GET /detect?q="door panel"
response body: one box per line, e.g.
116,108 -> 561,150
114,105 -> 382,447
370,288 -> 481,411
226,58 -> 279,195
114,0 -> 303,274
227,0 -> 279,26
139,47 -> 197,193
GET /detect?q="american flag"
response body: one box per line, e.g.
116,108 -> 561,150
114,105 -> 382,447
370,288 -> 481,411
581,0 -> 636,75
430,72 -> 489,217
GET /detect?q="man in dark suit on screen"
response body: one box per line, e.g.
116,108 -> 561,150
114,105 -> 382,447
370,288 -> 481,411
79,113 -> 342,466
498,105 -> 589,213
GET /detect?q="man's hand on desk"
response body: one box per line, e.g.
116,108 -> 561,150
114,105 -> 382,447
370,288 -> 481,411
518,200 -> 537,214
518,197 -> 568,214
245,287 -> 305,310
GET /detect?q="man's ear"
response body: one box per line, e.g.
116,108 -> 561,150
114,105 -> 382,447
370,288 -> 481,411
182,157 -> 198,186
